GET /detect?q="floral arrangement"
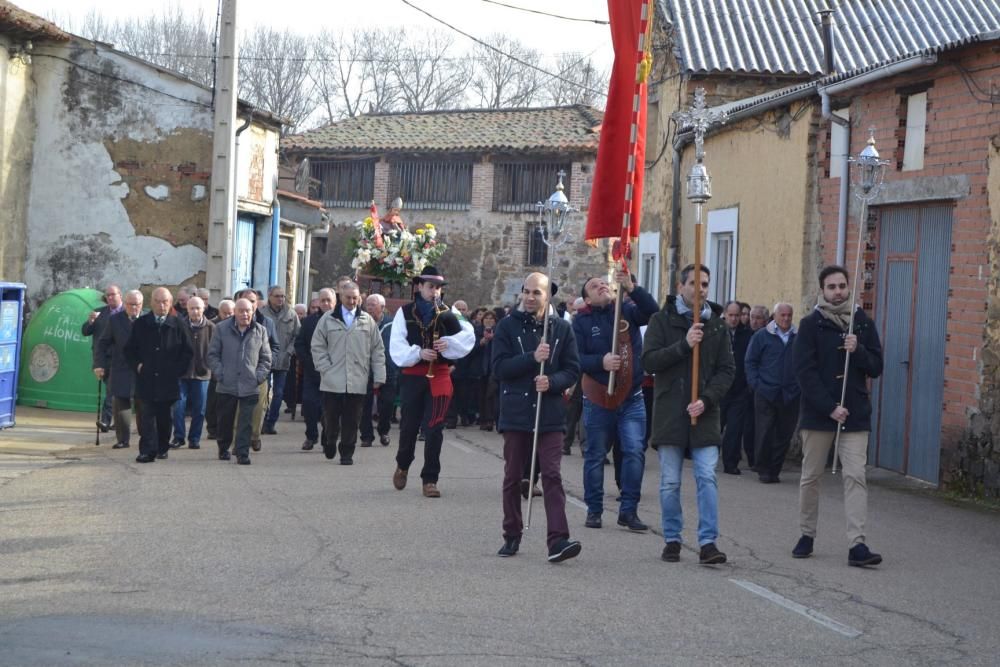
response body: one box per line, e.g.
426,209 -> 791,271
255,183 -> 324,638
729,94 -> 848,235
349,216 -> 447,284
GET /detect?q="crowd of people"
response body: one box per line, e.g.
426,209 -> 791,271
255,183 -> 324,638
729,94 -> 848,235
82,261 -> 884,568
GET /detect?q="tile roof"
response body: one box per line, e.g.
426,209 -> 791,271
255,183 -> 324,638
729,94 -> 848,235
662,0 -> 1000,76
0,1 -> 69,41
283,105 -> 603,154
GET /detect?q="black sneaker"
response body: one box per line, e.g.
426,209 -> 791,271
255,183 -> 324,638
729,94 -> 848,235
218,449 -> 231,461
661,542 -> 681,562
96,420 -> 111,433
547,538 -> 582,563
360,440 -> 373,448
792,535 -> 814,559
206,432 -> 217,441
302,439 -> 316,451
340,457 -> 354,466
237,455 -> 251,466
497,537 -> 520,557
699,542 -> 727,565
188,441 -> 200,450
585,513 -> 602,529
379,434 -> 391,446
617,512 -> 649,532
848,543 -> 882,567
112,442 -> 130,449
322,442 -> 336,460
169,438 -> 185,448
156,451 -> 168,460
261,425 -> 277,435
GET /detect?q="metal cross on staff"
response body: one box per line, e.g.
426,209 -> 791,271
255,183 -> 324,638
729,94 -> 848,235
674,87 -> 726,425
525,170 -> 576,529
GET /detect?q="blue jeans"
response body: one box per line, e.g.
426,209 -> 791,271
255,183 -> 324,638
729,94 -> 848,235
264,370 -> 289,428
301,375 -> 322,443
583,391 -> 646,515
657,445 -> 720,546
173,379 -> 209,444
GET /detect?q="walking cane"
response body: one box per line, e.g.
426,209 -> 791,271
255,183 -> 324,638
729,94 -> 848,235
526,172 -> 575,529
95,379 -> 103,446
832,129 -> 888,474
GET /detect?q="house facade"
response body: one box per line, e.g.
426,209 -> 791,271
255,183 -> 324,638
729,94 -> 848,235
282,106 -> 610,308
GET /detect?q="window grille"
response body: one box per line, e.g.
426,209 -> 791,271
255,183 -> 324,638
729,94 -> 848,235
493,162 -> 572,212
389,160 -> 472,210
311,159 -> 376,208
527,222 -> 548,266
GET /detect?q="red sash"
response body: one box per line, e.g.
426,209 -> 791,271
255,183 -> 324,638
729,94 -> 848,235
402,364 -> 453,427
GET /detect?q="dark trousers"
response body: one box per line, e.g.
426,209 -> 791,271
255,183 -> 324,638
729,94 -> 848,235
99,377 -> 113,426
360,379 -> 377,443
138,399 -> 173,457
113,396 -> 140,445
396,374 -> 447,483
744,392 -> 757,468
205,378 -> 218,437
377,381 -> 397,437
563,383 -> 585,451
301,375 -> 322,443
478,378 -> 497,425
721,389 -> 754,471
216,393 -> 259,457
754,394 -> 800,478
284,356 -> 299,413
503,431 -> 570,550
446,377 -> 479,425
321,392 -> 365,460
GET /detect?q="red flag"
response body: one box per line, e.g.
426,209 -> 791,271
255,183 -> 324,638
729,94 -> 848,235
586,0 -> 650,259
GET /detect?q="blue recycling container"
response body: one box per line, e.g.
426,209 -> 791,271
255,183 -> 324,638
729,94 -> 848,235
0,283 -> 26,428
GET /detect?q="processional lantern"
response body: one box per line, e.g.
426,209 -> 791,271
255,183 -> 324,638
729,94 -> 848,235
536,169 -> 576,249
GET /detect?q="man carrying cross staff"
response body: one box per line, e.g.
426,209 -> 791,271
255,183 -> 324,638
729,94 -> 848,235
493,272 -> 581,563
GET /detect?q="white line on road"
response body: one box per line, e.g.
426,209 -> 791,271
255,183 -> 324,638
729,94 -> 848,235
566,496 -> 588,510
730,579 -> 862,638
447,440 -> 474,454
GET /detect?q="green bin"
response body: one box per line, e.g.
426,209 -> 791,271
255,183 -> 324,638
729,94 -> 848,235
18,288 -> 104,412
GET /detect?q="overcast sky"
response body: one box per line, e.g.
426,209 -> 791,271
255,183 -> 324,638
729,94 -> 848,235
20,0 -> 614,68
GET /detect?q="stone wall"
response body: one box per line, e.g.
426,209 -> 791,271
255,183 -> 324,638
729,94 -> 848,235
0,36 -> 35,284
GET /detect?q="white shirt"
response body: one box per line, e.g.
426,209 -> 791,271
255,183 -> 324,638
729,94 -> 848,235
389,307 -> 475,368
341,305 -> 357,329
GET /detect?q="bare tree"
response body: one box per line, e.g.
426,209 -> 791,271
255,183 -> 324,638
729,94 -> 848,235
545,53 -> 608,108
358,29 -> 400,115
390,30 -> 469,112
238,26 -> 316,133
470,34 -> 542,109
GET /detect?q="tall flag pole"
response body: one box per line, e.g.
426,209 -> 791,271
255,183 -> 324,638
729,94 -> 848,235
586,0 -> 654,396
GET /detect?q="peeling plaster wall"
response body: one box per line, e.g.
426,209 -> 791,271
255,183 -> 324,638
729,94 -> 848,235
0,36 -> 36,283
24,40 -> 213,306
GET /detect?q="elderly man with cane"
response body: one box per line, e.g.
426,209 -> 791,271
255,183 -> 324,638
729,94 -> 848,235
493,272 -> 581,562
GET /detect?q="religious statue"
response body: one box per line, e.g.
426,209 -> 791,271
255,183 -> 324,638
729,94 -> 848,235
381,196 -> 407,233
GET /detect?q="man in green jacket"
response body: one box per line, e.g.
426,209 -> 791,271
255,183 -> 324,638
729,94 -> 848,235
642,264 -> 734,565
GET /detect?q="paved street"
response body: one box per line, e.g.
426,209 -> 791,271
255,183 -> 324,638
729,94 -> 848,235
1,409 -> 999,666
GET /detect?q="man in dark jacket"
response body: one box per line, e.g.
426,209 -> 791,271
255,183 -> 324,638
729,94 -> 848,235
95,289 -> 143,449
493,273 -> 581,563
642,264 -> 734,565
82,283 -> 122,431
573,270 -> 659,532
720,300 -> 754,474
445,299 -> 481,428
745,302 -> 800,483
294,288 -> 335,450
124,288 -> 194,463
359,294 -> 394,447
792,265 -> 884,567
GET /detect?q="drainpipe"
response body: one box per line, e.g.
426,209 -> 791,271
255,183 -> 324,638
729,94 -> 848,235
300,217 -> 330,302
668,144 -> 683,291
817,53 -> 937,264
233,110 -> 252,291
269,184 -> 280,287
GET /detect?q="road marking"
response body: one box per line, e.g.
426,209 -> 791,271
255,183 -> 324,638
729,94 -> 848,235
566,496 -> 588,510
730,579 -> 862,638
447,440 -> 474,454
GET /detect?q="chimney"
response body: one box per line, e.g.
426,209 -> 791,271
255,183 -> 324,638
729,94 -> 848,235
818,8 -> 836,75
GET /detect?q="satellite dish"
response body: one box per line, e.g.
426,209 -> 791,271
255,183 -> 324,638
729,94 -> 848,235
294,158 -> 310,195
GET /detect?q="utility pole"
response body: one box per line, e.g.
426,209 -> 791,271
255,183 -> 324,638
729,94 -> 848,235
206,0 -> 238,302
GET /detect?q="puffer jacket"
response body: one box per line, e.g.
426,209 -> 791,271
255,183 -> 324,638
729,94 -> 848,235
311,306 -> 386,395
207,318 -> 272,397
260,304 -> 300,371
641,296 -> 735,449
492,308 -> 579,433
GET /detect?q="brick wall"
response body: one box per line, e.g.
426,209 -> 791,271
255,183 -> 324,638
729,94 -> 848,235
813,44 -> 1000,490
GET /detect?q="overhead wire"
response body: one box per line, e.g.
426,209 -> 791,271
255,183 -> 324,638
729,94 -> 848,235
477,0 -> 609,25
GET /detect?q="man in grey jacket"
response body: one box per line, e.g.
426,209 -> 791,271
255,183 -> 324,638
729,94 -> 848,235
261,285 -> 301,435
311,281 -> 386,465
207,298 -> 272,465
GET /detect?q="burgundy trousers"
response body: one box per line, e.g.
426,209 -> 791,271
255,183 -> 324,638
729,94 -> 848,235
502,430 -> 570,550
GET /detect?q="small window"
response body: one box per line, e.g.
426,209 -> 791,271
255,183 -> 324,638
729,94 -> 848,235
640,253 -> 656,293
829,108 -> 849,178
527,223 -> 548,266
493,162 -> 571,212
709,233 -> 734,304
390,160 -> 473,210
311,159 -> 376,208
901,92 -> 927,171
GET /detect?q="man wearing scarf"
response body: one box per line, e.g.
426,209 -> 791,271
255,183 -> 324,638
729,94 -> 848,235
792,265 -> 884,567
642,264 -> 733,565
389,266 -> 474,498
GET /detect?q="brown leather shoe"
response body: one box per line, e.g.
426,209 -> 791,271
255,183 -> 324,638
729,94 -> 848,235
393,467 -> 408,490
422,482 -> 441,498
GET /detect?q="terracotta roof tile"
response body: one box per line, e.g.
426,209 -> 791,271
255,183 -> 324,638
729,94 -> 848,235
0,1 -> 70,41
283,105 -> 603,154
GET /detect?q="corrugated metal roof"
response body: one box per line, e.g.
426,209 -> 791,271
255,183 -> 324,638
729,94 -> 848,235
283,105 -> 603,154
663,0 -> 1000,76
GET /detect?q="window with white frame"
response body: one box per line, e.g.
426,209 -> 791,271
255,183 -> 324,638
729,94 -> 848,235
902,91 -> 927,171
829,108 -> 849,178
638,231 -> 661,297
705,207 -> 738,304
